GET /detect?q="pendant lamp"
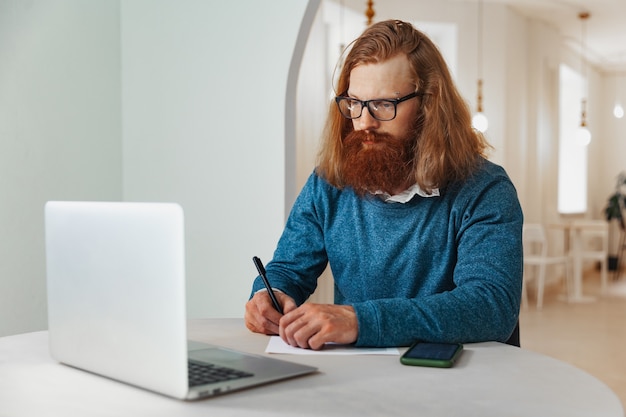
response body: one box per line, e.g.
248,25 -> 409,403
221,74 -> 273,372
575,12 -> 591,146
472,0 -> 488,133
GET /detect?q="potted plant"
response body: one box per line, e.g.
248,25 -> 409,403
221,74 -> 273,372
604,172 -> 626,270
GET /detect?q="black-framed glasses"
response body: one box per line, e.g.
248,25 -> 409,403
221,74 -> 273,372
335,91 -> 422,121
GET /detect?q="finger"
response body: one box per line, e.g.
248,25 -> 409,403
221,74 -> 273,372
292,322 -> 318,349
245,294 -> 281,334
244,302 -> 274,334
281,311 -> 319,349
244,299 -> 266,333
280,304 -> 358,349
307,331 -> 332,350
257,291 -> 283,319
280,295 -> 298,314
278,305 -> 299,329
282,324 -> 312,349
278,308 -> 301,346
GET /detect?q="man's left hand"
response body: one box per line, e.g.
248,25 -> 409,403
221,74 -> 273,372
278,303 -> 358,350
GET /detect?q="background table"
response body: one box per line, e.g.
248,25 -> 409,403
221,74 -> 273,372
0,318 -> 623,417
549,221 -> 605,302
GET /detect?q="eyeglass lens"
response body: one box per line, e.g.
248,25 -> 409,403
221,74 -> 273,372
336,98 -> 397,121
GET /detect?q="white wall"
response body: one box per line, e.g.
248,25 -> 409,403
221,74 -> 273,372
0,0 -> 122,336
524,19 -> 561,225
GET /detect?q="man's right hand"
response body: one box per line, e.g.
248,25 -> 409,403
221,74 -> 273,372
244,291 -> 297,335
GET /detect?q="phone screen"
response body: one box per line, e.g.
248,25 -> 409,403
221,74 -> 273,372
400,342 -> 463,367
403,343 -> 460,360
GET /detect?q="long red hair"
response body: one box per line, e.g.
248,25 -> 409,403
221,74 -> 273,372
316,19 -> 491,193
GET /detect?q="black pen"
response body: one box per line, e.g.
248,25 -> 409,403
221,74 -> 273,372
252,256 -> 284,314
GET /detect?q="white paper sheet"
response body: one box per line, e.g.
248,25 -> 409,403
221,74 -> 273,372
265,336 -> 399,355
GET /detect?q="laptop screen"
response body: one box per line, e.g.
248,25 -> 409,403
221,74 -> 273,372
45,201 -> 189,398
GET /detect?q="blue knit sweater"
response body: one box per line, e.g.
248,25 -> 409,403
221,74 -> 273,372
252,159 -> 523,347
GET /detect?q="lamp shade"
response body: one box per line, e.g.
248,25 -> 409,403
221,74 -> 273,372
575,125 -> 591,146
472,112 -> 489,132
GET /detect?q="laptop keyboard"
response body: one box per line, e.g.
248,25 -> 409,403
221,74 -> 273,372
187,360 -> 254,387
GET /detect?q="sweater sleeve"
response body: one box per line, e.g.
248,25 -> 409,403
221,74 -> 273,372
353,175 -> 523,347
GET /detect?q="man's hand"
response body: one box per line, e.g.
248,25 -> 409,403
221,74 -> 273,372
244,291 -> 297,335
279,303 -> 358,350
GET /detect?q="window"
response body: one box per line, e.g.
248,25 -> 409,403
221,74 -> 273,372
557,64 -> 587,214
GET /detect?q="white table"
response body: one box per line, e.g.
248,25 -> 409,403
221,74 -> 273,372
0,319 -> 623,417
549,221 -> 607,302
569,220 -> 609,301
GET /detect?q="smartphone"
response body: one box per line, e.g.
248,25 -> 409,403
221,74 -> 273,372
400,341 -> 463,368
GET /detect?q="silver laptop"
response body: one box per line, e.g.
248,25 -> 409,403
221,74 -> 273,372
44,201 -> 316,400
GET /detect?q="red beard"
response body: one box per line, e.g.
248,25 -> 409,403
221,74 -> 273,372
341,130 -> 415,196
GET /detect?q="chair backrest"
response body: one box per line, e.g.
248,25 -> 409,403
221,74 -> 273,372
618,191 -> 626,231
522,223 -> 548,257
505,321 -> 520,347
570,220 -> 609,254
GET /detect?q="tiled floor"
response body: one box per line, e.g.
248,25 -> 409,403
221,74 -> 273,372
520,267 -> 626,410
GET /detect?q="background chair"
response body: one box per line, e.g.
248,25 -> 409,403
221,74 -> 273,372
522,223 -> 571,309
569,219 -> 609,295
505,322 -> 520,347
615,222 -> 625,281
612,190 -> 626,281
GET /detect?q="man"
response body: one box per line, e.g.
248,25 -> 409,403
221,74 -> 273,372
245,19 -> 523,350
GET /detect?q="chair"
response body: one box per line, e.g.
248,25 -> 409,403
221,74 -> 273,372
522,223 -> 571,309
569,220 -> 609,294
505,321 -> 520,347
613,194 -> 626,281
615,225 -> 626,281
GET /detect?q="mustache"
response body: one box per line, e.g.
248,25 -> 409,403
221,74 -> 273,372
343,130 -> 398,145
